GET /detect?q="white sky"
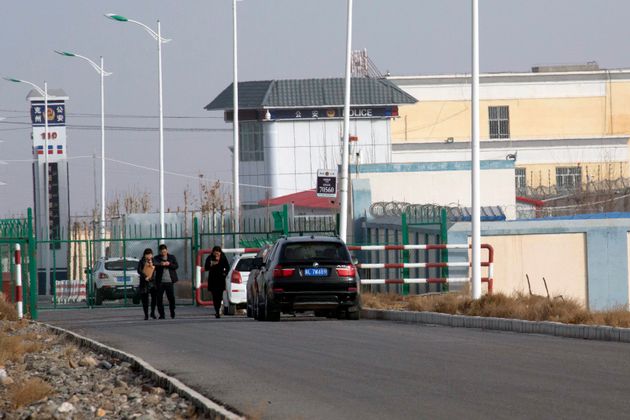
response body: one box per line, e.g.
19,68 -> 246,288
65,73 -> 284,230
2,0 -> 630,217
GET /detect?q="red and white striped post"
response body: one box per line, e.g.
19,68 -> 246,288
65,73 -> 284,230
15,244 -> 23,319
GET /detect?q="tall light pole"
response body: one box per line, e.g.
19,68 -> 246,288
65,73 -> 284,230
105,13 -> 171,242
3,77 -> 51,294
55,51 -> 111,258
471,0 -> 482,299
232,0 -> 241,237
339,0 -> 354,242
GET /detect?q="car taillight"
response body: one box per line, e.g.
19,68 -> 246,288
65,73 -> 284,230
273,266 -> 295,278
231,271 -> 242,284
272,288 -> 284,293
348,287 -> 357,292
98,273 -> 109,279
336,265 -> 356,277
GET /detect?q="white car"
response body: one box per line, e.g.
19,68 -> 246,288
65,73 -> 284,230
91,257 -> 140,305
223,253 -> 257,315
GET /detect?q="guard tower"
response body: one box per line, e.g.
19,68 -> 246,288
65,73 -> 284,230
27,89 -> 70,295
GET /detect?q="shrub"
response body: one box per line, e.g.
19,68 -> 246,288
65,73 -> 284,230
8,377 -> 53,408
0,292 -> 18,321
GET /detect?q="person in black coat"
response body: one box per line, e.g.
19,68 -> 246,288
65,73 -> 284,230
137,248 -> 157,320
154,244 -> 179,319
204,245 -> 230,318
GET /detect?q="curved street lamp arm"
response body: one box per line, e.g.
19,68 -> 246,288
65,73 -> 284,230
54,51 -> 112,76
2,77 -> 46,97
127,18 -> 172,43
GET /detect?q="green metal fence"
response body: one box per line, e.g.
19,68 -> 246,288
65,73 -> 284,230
0,209 -> 38,319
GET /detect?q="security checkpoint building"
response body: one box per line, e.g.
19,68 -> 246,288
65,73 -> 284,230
205,78 -> 417,208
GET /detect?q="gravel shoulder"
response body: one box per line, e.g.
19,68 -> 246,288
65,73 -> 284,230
0,319 -> 207,420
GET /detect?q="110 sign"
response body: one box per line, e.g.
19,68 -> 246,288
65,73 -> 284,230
40,132 -> 58,140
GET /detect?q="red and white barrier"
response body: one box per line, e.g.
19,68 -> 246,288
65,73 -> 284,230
54,280 -> 87,303
351,243 -> 495,294
14,244 -> 23,319
194,243 -> 495,295
219,247 -> 261,254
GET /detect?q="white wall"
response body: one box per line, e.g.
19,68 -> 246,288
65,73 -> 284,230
392,140 -> 628,165
241,118 -> 392,205
359,167 -> 516,219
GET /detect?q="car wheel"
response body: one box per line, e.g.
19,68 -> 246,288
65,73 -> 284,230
346,308 -> 361,320
95,288 -> 104,306
265,293 -> 280,322
257,292 -> 267,322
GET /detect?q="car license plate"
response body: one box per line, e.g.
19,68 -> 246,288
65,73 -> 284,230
304,267 -> 328,277
116,276 -> 131,283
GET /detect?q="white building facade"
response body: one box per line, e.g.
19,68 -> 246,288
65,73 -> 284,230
205,78 -> 417,207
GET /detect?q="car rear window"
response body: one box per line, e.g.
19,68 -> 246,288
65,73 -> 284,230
105,260 -> 137,271
235,257 -> 255,272
280,242 -> 350,263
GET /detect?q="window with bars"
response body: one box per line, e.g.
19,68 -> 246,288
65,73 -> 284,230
239,121 -> 264,162
556,166 -> 582,191
515,167 -> 526,193
488,106 -> 510,139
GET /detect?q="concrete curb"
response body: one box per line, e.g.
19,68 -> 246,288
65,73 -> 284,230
41,322 -> 244,420
361,309 -> 630,343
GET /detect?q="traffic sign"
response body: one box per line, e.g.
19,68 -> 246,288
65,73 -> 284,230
316,169 -> 337,198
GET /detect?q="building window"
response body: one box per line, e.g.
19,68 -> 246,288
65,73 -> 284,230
556,166 -> 582,191
488,106 -> 510,139
239,122 -> 264,162
515,167 -> 526,193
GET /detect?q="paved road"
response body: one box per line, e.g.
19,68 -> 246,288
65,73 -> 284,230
41,306 -> 630,420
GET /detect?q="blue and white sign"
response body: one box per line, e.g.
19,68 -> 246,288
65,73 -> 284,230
30,101 -> 66,127
268,106 -> 398,121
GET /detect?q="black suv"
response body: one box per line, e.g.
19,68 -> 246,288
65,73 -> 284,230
250,236 -> 360,321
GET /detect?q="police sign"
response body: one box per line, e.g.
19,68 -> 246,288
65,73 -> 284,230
316,169 -> 337,198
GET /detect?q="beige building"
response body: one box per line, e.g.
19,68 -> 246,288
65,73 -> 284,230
388,64 -> 630,195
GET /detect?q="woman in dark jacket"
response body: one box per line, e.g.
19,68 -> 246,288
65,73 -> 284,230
137,248 -> 157,320
204,245 -> 230,318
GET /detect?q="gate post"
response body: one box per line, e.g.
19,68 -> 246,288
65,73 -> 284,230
193,216 -> 200,306
14,244 -> 23,319
27,208 -> 38,319
440,207 -> 449,292
401,213 -> 409,296
282,204 -> 289,235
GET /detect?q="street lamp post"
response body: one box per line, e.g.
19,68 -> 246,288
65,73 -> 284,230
339,0 -> 354,242
471,0 -> 481,299
232,0 -> 241,239
3,77 -> 51,294
54,51 -> 111,258
105,13 -> 171,242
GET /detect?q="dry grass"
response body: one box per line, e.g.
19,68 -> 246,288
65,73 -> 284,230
0,292 -> 18,321
0,328 -> 47,365
363,291 -> 630,327
8,377 -> 53,408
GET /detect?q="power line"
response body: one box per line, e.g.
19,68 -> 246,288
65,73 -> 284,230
0,120 -> 230,133
0,108 -> 223,119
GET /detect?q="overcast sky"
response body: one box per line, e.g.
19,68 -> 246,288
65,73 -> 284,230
2,0 -> 630,217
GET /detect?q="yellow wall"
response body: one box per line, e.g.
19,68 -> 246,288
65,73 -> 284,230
483,233 -> 588,305
392,80 -> 630,142
518,162 -> 629,188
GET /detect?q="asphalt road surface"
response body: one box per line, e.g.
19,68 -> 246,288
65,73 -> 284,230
41,306 -> 630,420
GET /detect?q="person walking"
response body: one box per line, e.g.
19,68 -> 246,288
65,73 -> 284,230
155,244 -> 179,319
137,248 -> 157,320
204,245 -> 230,318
